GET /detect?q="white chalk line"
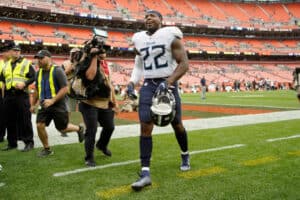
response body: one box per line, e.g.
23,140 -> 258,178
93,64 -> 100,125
190,144 -> 246,155
54,144 -> 245,177
53,159 -> 139,177
266,134 -> 300,142
53,134 -> 300,177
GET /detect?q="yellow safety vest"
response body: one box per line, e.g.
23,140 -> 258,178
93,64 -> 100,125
37,65 -> 57,100
3,58 -> 31,90
0,60 -> 4,89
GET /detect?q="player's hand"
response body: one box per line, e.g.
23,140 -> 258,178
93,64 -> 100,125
15,82 -> 25,90
127,82 -> 137,100
158,81 -> 168,90
42,99 -> 55,108
30,105 -> 36,113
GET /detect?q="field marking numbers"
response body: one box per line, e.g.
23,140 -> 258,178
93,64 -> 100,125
266,134 -> 300,142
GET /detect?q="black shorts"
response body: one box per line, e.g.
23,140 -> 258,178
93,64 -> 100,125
36,108 -> 69,131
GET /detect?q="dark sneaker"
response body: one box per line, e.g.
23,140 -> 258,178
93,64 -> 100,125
1,145 -> 17,151
96,145 -> 112,157
38,149 -> 53,157
61,133 -> 68,137
21,143 -> 34,152
85,160 -> 96,167
180,153 -> 190,171
77,124 -> 85,143
131,171 -> 152,191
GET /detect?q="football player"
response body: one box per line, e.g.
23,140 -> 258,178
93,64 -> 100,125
127,10 -> 190,191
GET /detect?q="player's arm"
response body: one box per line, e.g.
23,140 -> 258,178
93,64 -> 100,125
129,53 -> 143,86
167,38 -> 189,86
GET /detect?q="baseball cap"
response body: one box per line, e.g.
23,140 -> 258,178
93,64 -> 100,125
34,50 -> 52,59
0,40 -> 20,52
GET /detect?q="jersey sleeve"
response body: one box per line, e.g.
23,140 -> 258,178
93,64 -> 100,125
170,26 -> 183,39
129,55 -> 143,84
131,32 -> 139,47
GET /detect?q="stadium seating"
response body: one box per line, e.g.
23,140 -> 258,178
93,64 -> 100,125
2,0 -> 299,29
1,0 -> 299,92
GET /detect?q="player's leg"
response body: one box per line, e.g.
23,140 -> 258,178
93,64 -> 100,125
131,79 -> 155,191
171,86 -> 190,171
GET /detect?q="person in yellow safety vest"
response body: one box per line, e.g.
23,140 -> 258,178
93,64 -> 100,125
0,41 -> 35,152
30,49 -> 85,157
0,41 -> 13,142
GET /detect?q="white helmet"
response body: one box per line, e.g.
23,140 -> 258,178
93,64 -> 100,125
150,89 -> 176,127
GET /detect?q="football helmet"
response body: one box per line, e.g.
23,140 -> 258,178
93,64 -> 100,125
150,88 -> 176,127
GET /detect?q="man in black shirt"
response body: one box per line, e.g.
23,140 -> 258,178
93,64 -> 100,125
30,50 -> 84,157
0,41 -> 35,151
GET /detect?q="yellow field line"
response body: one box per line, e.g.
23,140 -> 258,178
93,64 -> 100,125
96,183 -> 158,199
178,166 -> 226,179
240,156 -> 279,166
288,150 -> 300,156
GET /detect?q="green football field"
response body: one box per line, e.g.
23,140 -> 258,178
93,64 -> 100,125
0,90 -> 299,200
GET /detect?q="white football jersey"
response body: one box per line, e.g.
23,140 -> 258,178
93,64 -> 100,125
132,26 -> 183,79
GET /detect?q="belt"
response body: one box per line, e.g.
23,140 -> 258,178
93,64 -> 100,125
5,89 -> 27,96
145,77 -> 168,85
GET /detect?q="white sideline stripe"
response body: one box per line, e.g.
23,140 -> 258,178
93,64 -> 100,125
266,134 -> 300,142
53,159 -> 139,177
190,144 -> 246,155
0,183 -> 5,188
54,144 -> 245,177
185,101 -> 298,109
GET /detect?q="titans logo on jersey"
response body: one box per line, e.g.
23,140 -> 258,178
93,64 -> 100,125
132,26 -> 183,79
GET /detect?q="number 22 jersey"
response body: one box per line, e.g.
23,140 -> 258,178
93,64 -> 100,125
132,26 -> 183,79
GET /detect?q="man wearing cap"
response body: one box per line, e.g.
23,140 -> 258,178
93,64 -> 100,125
126,10 -> 190,191
0,41 -> 35,151
0,41 -> 15,142
30,50 -> 84,157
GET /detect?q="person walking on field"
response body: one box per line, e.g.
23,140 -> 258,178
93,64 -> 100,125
126,10 -> 190,191
200,76 -> 206,99
30,49 -> 85,157
79,48 -> 119,167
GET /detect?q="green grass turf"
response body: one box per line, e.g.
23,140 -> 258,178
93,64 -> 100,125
69,90 -> 299,126
0,119 -> 299,199
183,90 -> 299,109
1,90 -> 299,199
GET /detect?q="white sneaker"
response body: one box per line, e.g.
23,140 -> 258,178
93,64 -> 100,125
131,171 -> 152,191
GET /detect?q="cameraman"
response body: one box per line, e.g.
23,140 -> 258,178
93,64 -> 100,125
79,47 -> 119,167
60,48 -> 81,137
